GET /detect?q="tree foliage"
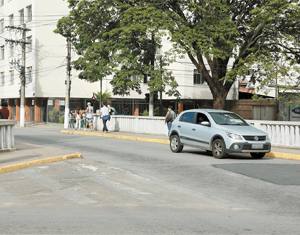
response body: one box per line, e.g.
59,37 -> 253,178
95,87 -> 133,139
95,89 -> 112,105
55,0 -> 300,109
55,0 -> 180,100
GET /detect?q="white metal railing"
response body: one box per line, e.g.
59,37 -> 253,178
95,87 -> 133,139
247,120 -> 300,149
0,120 -> 17,151
93,115 -> 300,148
93,114 -> 168,136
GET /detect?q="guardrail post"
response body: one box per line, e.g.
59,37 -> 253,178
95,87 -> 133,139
0,120 -> 17,151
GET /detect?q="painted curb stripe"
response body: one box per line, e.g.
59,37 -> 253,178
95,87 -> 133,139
0,152 -> 82,174
266,152 -> 300,161
60,130 -> 170,145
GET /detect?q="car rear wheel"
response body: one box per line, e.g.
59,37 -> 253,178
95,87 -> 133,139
250,152 -> 265,159
170,135 -> 183,153
212,139 -> 227,159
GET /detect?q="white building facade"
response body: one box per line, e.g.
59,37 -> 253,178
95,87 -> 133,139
0,0 -> 238,123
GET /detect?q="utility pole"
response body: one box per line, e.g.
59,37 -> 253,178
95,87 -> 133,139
99,78 -> 102,110
5,24 -> 31,128
64,38 -> 71,129
149,34 -> 155,117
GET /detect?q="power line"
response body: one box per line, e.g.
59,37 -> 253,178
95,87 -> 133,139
4,24 -> 31,127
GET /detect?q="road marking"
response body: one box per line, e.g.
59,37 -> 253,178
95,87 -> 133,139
79,164 -> 98,172
21,168 -> 97,205
75,165 -> 164,204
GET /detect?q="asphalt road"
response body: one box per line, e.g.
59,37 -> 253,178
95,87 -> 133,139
0,126 -> 300,234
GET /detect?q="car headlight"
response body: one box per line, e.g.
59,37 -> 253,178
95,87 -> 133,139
226,131 -> 243,140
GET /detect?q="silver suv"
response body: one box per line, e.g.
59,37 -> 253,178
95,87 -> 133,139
169,109 -> 271,159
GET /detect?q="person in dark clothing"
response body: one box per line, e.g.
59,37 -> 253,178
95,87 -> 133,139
123,106 -> 130,115
0,102 -> 9,119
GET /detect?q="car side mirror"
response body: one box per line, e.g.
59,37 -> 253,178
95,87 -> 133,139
201,121 -> 210,126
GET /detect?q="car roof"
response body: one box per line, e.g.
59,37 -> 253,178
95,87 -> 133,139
180,109 -> 233,114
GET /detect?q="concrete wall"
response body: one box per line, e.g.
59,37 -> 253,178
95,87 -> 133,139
228,100 -> 277,120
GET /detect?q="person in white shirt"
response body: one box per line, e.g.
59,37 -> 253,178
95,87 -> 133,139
85,102 -> 93,131
100,103 -> 110,133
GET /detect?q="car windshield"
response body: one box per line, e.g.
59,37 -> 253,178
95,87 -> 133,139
209,112 -> 249,126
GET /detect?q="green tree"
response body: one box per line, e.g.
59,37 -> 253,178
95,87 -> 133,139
55,0 -> 300,110
49,107 -> 59,123
54,0 -> 180,115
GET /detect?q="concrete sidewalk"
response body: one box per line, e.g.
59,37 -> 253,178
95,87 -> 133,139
0,141 -> 82,174
1,124 -> 300,175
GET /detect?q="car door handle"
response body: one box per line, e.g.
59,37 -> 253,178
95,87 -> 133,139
178,125 -> 181,128
192,128 -> 196,131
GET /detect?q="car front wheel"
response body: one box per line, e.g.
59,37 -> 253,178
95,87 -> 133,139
212,139 -> 227,159
250,152 -> 265,159
170,135 -> 183,153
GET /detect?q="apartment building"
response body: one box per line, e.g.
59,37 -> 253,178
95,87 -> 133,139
0,0 -> 99,122
0,0 -> 239,123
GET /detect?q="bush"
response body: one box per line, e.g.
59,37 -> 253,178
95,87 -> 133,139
141,107 -> 168,116
141,109 -> 149,116
154,107 -> 168,116
60,115 -> 64,124
49,107 -> 59,123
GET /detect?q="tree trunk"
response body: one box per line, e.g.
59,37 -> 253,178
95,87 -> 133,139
149,93 -> 154,116
212,90 -> 228,110
159,91 -> 163,116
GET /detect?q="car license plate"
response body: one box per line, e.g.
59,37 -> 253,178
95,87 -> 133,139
252,144 -> 263,149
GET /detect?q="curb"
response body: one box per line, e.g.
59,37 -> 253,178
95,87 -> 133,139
0,152 -> 82,174
60,130 -> 300,161
60,130 -> 170,145
265,152 -> 300,161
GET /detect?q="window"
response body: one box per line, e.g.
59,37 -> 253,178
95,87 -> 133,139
9,14 -> 13,26
9,43 -> 14,57
0,72 -> 4,86
156,46 -> 162,55
0,0 -> 4,6
27,5 -> 32,22
209,112 -> 248,126
180,112 -> 195,123
0,46 -> 4,60
130,74 -> 138,80
27,36 -> 32,52
144,71 -> 150,83
26,67 -> 32,84
194,69 -> 205,85
196,113 -> 210,125
10,70 -> 14,85
0,19 -> 4,33
19,9 -> 24,25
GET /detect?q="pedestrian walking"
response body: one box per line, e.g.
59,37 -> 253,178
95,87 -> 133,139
0,102 -> 9,119
69,110 -> 74,128
165,106 -> 176,136
100,103 -> 110,133
81,109 -> 86,128
75,107 -> 81,130
85,102 -> 93,131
